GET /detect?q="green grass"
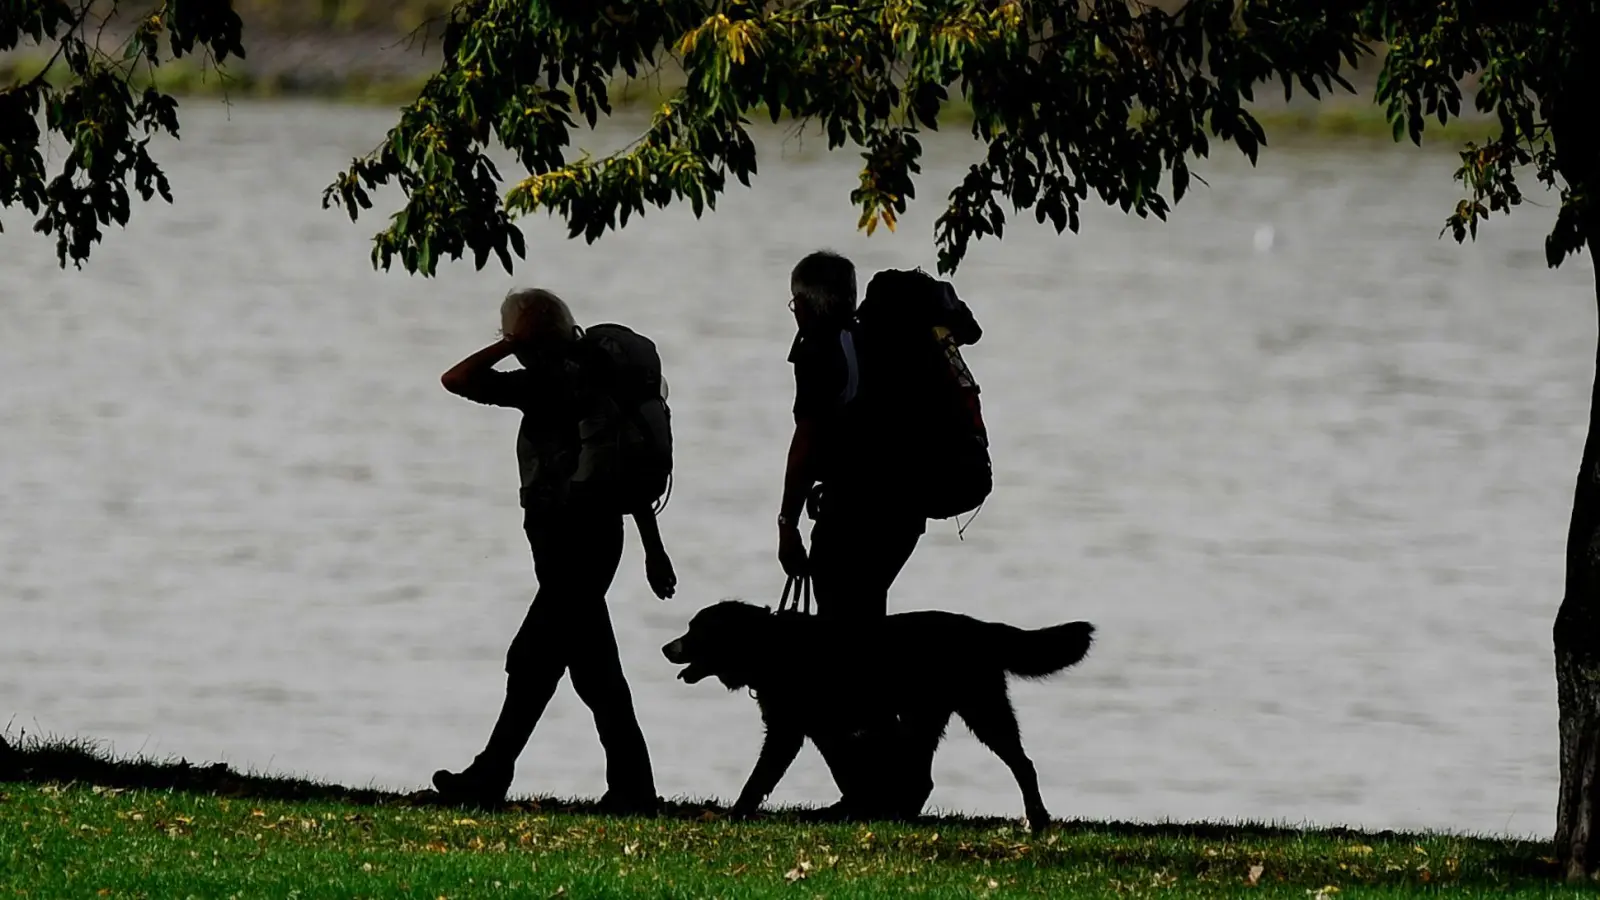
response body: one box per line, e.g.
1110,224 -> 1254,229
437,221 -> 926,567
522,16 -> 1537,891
0,735 -> 1578,899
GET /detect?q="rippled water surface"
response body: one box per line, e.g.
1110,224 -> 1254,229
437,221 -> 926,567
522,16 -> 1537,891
2,101 -> 1596,836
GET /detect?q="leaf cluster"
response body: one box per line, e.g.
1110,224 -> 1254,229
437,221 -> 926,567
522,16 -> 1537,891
1368,1 -> 1598,266
326,0 -> 1372,276
1,0 -> 245,267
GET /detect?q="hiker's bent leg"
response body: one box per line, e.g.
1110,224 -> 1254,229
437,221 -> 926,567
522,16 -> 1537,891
811,506 -> 923,621
856,516 -> 924,619
809,506 -> 925,808
475,582 -> 572,770
471,509 -> 583,770
564,511 -> 656,800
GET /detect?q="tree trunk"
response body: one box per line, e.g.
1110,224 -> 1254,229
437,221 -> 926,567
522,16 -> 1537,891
1556,245 -> 1600,882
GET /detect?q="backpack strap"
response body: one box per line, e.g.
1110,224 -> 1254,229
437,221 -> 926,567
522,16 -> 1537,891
837,329 -> 860,406
777,574 -> 812,615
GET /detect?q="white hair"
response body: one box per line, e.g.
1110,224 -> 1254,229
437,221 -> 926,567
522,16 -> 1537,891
500,288 -> 578,343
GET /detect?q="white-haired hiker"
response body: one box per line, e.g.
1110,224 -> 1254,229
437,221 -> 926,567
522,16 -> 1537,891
432,287 -> 674,813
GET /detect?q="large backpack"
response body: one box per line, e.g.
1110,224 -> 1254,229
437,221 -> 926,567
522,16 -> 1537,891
569,323 -> 674,514
854,268 -> 992,520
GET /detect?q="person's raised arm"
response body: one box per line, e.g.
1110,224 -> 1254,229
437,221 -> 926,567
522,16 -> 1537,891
442,339 -> 515,395
441,339 -> 538,409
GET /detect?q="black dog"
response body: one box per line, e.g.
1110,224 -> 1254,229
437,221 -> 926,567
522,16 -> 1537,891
662,600 -> 1094,831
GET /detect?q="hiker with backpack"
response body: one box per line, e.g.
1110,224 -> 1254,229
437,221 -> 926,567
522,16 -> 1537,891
778,251 -> 991,621
773,251 -> 992,819
432,287 -> 676,812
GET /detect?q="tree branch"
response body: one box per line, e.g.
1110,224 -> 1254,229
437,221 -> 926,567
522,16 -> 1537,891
23,0 -> 96,91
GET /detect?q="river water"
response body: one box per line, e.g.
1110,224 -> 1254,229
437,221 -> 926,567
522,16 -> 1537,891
1,101 -> 1595,837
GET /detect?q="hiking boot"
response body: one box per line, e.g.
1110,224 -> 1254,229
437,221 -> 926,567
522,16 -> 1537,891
597,789 -> 662,816
432,763 -> 513,807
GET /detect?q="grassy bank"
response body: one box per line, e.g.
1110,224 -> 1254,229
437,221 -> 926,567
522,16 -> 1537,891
1,44 -> 1499,145
0,736 -> 1576,898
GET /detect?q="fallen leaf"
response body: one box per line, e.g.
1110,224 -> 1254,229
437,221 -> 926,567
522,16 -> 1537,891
1248,864 -> 1264,886
987,879 -> 999,889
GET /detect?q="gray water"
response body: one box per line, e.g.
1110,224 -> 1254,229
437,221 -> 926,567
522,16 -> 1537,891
1,101 -> 1595,837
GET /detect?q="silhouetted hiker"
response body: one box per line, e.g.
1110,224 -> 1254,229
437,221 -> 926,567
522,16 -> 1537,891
777,252 -> 991,616
432,288 -> 677,813
779,251 -> 923,619
775,252 -> 992,816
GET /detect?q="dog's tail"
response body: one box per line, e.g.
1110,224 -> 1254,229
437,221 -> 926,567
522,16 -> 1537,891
994,621 -> 1095,679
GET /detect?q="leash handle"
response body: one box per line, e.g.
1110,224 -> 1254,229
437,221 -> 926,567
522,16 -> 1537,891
778,574 -> 812,615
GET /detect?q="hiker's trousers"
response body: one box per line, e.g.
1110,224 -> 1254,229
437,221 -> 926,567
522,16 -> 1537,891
808,497 -> 925,622
480,504 -> 655,799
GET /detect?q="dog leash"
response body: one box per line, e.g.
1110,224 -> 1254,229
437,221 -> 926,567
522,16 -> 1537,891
778,574 -> 812,615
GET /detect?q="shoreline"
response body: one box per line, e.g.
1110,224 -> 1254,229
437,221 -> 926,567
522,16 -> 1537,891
0,733 -> 1550,841
0,734 -> 1567,899
1,33 -> 1499,145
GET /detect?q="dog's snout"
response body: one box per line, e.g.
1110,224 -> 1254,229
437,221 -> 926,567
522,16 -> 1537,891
662,638 -> 686,662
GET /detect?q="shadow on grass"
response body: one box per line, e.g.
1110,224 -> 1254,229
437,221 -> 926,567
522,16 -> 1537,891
0,731 -> 715,818
0,731 -> 1561,885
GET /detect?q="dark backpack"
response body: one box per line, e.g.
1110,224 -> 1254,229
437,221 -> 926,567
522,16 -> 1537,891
570,323 -> 674,514
854,268 -> 992,520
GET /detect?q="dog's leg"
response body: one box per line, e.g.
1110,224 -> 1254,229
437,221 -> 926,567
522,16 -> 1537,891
958,693 -> 1050,834
730,725 -> 804,818
894,712 -> 951,818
